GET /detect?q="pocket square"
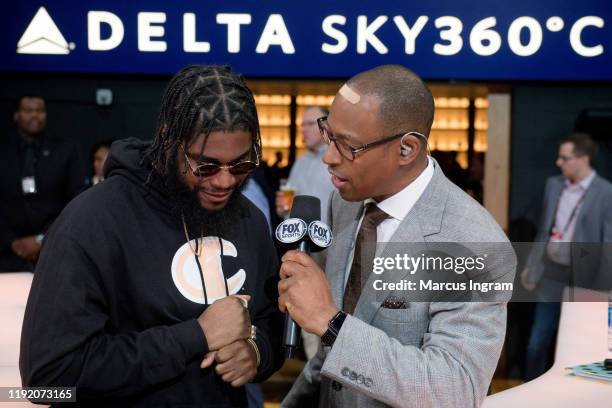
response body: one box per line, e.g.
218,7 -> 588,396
381,295 -> 408,309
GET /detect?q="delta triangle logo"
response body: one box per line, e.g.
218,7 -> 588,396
17,7 -> 74,55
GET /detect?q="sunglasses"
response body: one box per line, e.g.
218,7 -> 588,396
181,145 -> 259,178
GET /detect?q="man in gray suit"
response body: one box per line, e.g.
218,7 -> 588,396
277,65 -> 515,407
521,132 -> 612,380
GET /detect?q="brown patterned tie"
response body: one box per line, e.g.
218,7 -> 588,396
343,203 -> 389,315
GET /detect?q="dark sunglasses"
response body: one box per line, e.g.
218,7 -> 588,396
181,145 -> 259,178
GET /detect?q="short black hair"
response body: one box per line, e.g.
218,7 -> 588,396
14,95 -> 46,112
347,65 -> 434,138
560,132 -> 598,164
144,65 -> 261,179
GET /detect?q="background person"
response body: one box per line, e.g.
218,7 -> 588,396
275,106 -> 334,225
90,140 -> 112,186
521,132 -> 612,380
0,95 -> 86,272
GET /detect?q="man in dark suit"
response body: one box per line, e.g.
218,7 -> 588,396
521,132 -> 612,380
0,95 -> 86,271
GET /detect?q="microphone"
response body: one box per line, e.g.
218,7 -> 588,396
275,195 -> 332,358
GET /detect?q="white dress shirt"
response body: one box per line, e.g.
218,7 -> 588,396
553,170 -> 596,241
546,170 -> 596,266
344,157 -> 435,286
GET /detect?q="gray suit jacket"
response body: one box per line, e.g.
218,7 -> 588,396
282,163 -> 516,408
525,173 -> 612,289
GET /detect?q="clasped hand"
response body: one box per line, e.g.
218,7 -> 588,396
197,295 -> 257,387
11,236 -> 41,261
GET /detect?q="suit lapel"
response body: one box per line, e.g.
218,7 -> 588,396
352,161 -> 449,324
543,178 -> 565,234
576,175 -> 602,226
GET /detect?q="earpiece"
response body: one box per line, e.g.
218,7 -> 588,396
400,133 -> 413,156
400,144 -> 412,157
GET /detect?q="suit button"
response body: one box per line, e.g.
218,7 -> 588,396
332,381 -> 343,391
356,375 -> 365,384
341,367 -> 350,377
349,371 -> 358,381
364,378 -> 373,388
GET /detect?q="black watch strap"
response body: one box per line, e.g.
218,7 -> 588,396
321,311 -> 347,347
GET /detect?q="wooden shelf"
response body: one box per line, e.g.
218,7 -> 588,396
260,123 -> 291,127
431,126 -> 470,131
263,145 -> 290,149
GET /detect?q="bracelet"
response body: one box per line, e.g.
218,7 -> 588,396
246,338 -> 261,367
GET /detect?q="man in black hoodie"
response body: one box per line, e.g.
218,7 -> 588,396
20,65 -> 284,407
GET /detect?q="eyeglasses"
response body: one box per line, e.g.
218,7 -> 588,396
181,145 -> 259,178
317,116 -> 427,161
557,154 -> 577,162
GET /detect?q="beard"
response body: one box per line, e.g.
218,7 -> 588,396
163,158 -> 246,238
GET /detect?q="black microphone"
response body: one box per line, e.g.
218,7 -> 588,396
275,195 -> 332,358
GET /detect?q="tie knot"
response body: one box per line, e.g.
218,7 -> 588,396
363,203 -> 389,228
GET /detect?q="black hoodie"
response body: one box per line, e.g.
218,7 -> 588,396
20,138 -> 284,407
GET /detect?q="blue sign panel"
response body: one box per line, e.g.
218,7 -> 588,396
1,1 -> 611,80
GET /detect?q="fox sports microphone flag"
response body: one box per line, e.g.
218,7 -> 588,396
275,195 -> 321,358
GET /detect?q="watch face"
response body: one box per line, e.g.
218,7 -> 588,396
330,311 -> 347,330
322,312 -> 347,346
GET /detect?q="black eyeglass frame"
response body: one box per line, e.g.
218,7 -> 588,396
181,144 -> 260,178
317,116 -> 428,161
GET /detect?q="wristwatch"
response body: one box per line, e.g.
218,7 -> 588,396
321,311 -> 347,347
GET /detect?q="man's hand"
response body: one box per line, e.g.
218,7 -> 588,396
278,250 -> 337,336
275,190 -> 290,218
201,340 -> 258,387
10,236 -> 41,261
198,295 -> 251,351
520,268 -> 536,291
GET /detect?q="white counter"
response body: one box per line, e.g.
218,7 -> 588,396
483,291 -> 612,407
0,272 -> 36,407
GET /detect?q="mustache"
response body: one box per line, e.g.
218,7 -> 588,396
194,186 -> 235,194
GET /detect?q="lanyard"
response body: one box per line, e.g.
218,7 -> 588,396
552,187 -> 587,235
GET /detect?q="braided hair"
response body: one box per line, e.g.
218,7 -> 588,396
144,65 -> 261,180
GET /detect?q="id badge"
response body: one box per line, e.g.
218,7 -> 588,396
550,228 -> 563,241
22,176 -> 37,194
547,228 -> 570,265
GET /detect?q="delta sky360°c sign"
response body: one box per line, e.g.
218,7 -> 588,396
3,1 -> 612,80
